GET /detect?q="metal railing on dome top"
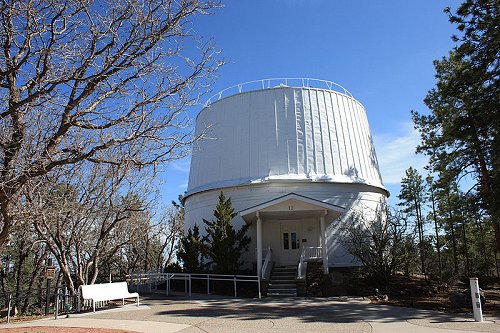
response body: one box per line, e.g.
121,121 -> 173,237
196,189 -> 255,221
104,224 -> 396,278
204,78 -> 353,107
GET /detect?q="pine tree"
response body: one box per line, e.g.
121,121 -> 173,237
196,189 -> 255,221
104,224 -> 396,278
177,224 -> 204,272
398,167 -> 427,276
435,176 -> 461,275
426,175 -> 443,281
412,0 -> 500,251
202,192 -> 251,274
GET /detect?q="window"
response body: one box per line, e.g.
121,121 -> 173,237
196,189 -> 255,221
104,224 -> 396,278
283,233 -> 289,250
291,232 -> 297,249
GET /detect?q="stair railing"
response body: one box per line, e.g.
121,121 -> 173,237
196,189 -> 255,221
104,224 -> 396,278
297,248 -> 307,280
262,246 -> 272,280
304,246 -> 322,260
297,246 -> 323,279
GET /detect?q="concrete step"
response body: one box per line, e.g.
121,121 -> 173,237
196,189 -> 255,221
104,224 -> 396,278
267,290 -> 297,297
269,283 -> 296,288
268,286 -> 297,290
267,265 -> 298,297
269,276 -> 296,282
271,271 -> 297,276
269,278 -> 295,284
270,276 -> 294,280
272,276 -> 295,279
273,268 -> 296,272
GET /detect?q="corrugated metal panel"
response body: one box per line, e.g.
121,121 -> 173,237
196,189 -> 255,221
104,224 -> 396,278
187,87 -> 386,196
295,89 -> 306,175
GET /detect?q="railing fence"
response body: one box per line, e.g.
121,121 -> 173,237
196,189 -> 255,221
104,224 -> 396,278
127,272 -> 261,299
2,287 -> 80,323
204,78 -> 354,106
297,246 -> 323,279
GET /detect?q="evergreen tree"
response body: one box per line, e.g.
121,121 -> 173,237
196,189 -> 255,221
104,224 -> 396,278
398,167 -> 427,275
412,0 -> 500,251
177,224 -> 204,272
202,192 -> 251,274
435,176 -> 462,275
426,175 -> 443,280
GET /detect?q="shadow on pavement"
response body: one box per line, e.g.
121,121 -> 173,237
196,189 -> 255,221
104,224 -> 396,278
141,293 -> 467,324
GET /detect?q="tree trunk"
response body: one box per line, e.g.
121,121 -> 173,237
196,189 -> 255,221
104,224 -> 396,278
446,194 -> 459,274
495,250 -> 499,278
430,188 -> 443,280
414,198 -> 426,276
21,249 -> 49,313
461,223 -> 470,276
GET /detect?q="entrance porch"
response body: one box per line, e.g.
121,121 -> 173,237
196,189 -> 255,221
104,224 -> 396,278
239,193 -> 344,279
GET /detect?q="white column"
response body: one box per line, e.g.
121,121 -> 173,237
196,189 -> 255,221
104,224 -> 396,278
256,213 -> 263,278
320,212 -> 328,274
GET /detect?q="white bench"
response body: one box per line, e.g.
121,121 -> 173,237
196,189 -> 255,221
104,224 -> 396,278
80,282 -> 139,312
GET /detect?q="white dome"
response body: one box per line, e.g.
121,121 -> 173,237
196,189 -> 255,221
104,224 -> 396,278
187,80 -> 386,196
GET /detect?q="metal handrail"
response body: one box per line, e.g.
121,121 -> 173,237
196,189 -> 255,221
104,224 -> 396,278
204,78 -> 353,107
4,287 -> 80,323
128,272 -> 260,281
127,272 -> 262,299
297,248 -> 307,280
261,246 -> 272,280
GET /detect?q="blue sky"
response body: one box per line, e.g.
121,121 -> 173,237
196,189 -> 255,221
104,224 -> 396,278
160,0 -> 462,206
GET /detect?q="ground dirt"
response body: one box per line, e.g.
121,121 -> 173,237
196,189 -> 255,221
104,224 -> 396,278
0,327 -> 138,333
370,274 -> 500,316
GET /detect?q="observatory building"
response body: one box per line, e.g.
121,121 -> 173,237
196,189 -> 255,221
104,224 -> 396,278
184,78 -> 388,280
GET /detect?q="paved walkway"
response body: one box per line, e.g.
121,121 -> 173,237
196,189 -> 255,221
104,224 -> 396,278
2,294 -> 500,333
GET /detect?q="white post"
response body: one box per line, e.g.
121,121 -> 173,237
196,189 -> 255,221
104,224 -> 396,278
233,275 -> 237,297
256,213 -> 263,278
257,275 -> 261,299
166,275 -> 170,296
320,212 -> 328,274
469,277 -> 483,322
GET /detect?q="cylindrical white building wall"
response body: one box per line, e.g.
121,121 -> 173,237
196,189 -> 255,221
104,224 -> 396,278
188,87 -> 384,193
185,84 -> 388,269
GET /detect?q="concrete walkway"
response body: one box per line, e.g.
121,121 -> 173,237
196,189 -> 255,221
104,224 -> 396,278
2,294 -> 500,333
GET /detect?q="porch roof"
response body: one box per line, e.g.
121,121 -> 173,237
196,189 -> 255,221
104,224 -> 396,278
239,192 -> 345,224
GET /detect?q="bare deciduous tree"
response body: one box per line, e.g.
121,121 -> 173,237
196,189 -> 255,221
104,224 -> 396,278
340,205 -> 410,287
24,159 -> 157,294
108,202 -> 184,275
156,203 -> 184,270
0,0 -> 222,247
